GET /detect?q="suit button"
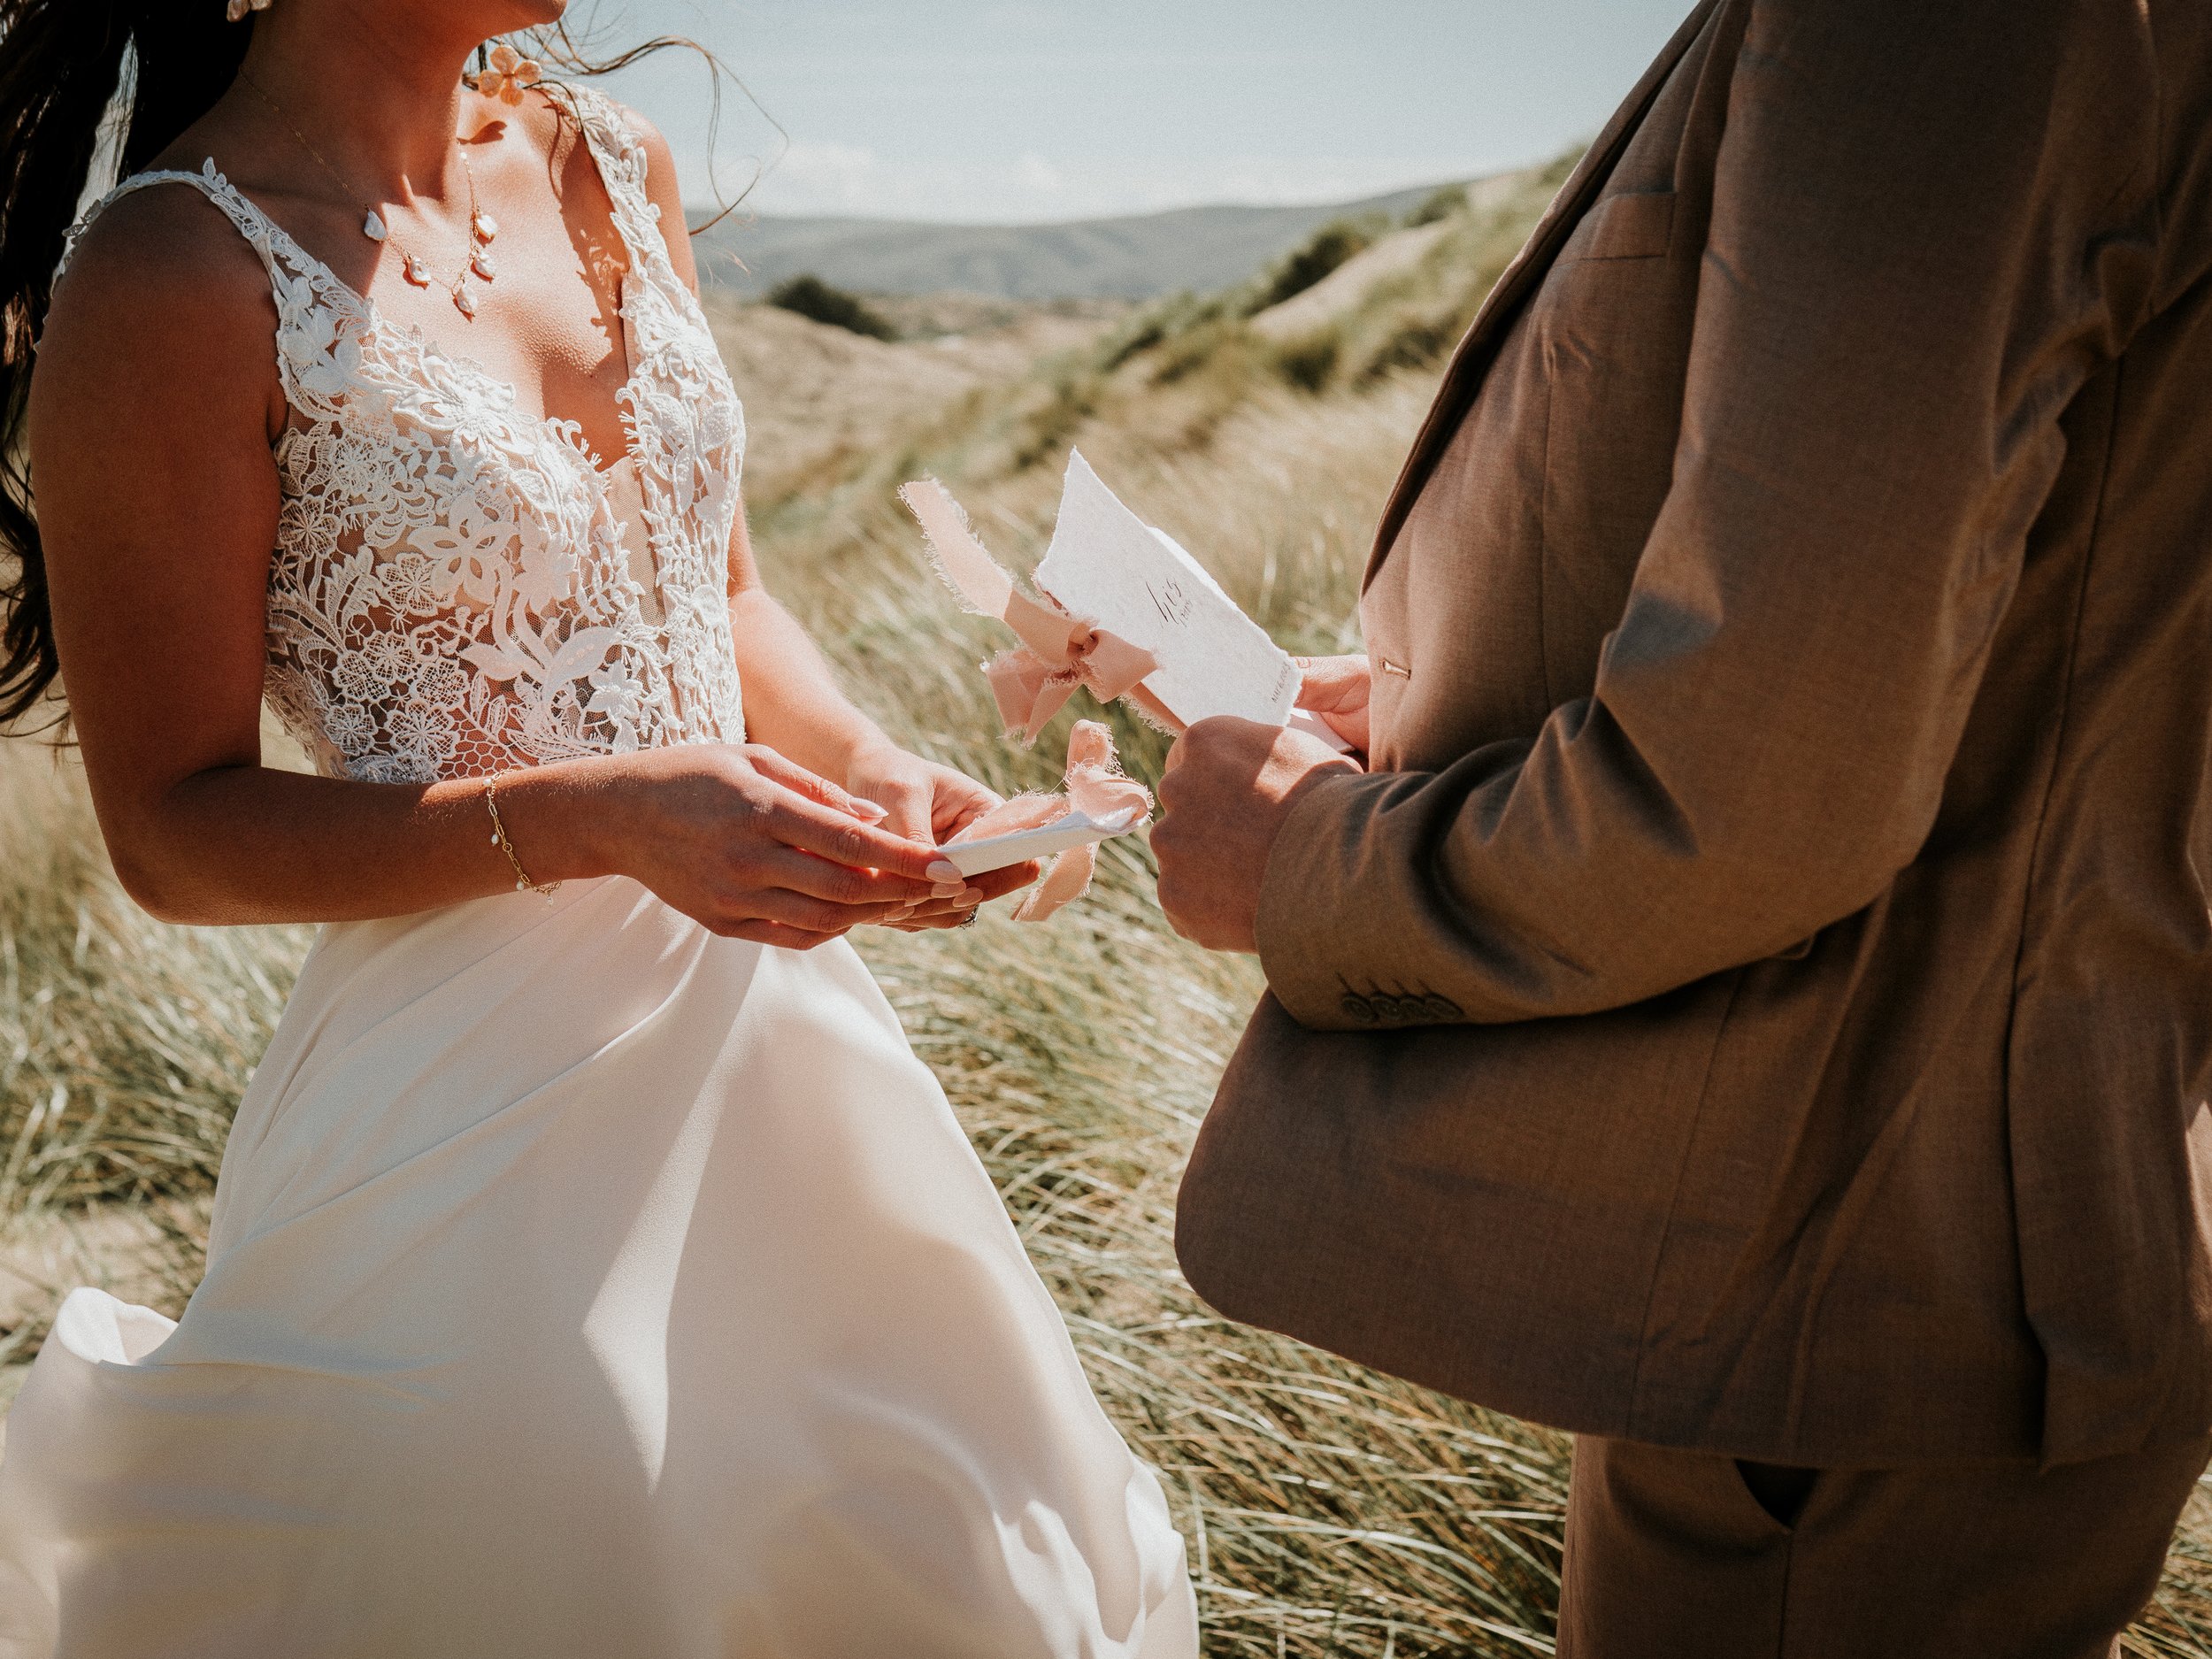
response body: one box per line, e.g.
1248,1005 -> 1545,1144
1368,992 -> 1405,1023
1340,993 -> 1378,1024
1420,992 -> 1463,1020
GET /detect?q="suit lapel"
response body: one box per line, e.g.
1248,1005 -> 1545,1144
1363,0 -> 1724,588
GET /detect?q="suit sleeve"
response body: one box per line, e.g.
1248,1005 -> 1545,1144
1256,0 -> 2158,1029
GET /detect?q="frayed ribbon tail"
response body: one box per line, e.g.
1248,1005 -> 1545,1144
900,479 -> 1162,744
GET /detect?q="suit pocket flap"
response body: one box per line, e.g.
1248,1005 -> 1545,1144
1574,188 -> 1676,261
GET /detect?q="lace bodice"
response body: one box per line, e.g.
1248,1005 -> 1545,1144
63,84 -> 746,783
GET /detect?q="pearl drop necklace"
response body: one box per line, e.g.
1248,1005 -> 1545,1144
238,71 -> 497,319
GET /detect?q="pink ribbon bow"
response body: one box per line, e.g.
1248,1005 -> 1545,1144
948,721 -> 1153,922
900,479 -> 1172,742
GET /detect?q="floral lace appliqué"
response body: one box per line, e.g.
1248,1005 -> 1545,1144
63,84 -> 747,785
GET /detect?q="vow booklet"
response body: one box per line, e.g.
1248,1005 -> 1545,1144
938,800 -> 1148,879
939,718 -> 1155,885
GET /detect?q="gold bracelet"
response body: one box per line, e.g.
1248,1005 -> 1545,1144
483,772 -> 559,898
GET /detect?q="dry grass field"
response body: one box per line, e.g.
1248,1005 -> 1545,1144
4,165 -> 2211,1655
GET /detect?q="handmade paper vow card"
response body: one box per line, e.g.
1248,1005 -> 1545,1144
1033,450 -> 1301,730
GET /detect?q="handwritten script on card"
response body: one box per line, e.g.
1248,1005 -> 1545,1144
1033,451 -> 1301,730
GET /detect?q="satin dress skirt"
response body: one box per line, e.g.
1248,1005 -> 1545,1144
0,876 -> 1196,1657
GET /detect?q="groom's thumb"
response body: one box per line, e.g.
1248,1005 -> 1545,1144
1295,654 -> 1370,714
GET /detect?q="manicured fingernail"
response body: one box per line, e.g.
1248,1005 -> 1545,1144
886,903 -> 916,922
926,859 -> 963,881
931,881 -> 966,899
849,797 -> 887,821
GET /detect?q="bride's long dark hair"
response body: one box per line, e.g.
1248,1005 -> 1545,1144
0,2 -> 751,733
0,0 -> 243,730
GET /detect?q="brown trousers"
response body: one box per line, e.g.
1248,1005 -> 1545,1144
1557,1433 -> 2212,1659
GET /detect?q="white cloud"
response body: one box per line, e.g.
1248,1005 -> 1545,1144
764,141 -> 885,211
1014,153 -> 1065,196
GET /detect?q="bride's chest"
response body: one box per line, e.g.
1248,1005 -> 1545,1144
352,220 -> 641,470
276,280 -> 739,552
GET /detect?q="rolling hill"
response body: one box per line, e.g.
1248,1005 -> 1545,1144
688,179 -> 1460,301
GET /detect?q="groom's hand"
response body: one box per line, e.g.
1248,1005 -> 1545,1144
1154,717 -> 1360,953
1295,654 -> 1372,757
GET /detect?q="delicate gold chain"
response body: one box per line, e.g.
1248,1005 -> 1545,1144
234,68 -> 488,314
483,773 -> 558,897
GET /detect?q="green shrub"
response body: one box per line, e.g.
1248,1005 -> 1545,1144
1356,311 -> 1460,383
766,273 -> 899,341
1094,293 -> 1230,374
1273,330 -> 1340,394
1094,310 -> 1173,374
1251,219 -> 1375,313
1006,371 -> 1100,473
1404,182 -> 1471,227
1149,319 -> 1240,387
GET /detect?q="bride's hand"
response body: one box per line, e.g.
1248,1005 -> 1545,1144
843,743 -> 1042,930
603,743 -> 969,949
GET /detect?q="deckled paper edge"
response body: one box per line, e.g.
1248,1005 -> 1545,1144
1039,449 -> 1299,728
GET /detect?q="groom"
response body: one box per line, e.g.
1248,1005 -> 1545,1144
1150,0 -> 2212,1654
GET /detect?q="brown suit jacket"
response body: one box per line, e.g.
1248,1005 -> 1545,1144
1177,0 -> 2212,1467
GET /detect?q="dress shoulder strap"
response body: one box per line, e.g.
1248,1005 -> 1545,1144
561,83 -> 687,300
60,159 -> 371,422
62,159 -> 291,290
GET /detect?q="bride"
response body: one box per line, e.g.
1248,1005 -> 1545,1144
0,0 -> 1197,1653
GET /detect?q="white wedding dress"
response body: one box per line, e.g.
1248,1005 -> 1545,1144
0,88 -> 1196,1658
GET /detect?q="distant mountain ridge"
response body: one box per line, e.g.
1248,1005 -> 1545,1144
688,180 -> 1463,302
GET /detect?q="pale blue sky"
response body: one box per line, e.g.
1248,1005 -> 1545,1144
588,1 -> 1694,223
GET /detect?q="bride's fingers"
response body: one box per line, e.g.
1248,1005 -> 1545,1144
881,900 -> 977,931
874,777 -> 938,844
751,845 -> 953,907
891,895 -> 980,925
906,905 -> 984,931
744,887 -> 908,935
963,859 -> 1041,902
930,776 -> 1005,841
764,793 -> 960,885
894,858 -> 1035,918
745,747 -> 890,826
881,856 -> 1038,928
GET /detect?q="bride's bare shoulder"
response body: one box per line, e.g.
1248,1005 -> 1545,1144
534,85 -> 697,290
46,178 -> 277,337
33,181 -> 281,449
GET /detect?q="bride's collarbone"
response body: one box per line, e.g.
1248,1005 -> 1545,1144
293,191 -> 637,439
373,250 -> 639,437
174,111 -> 641,449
